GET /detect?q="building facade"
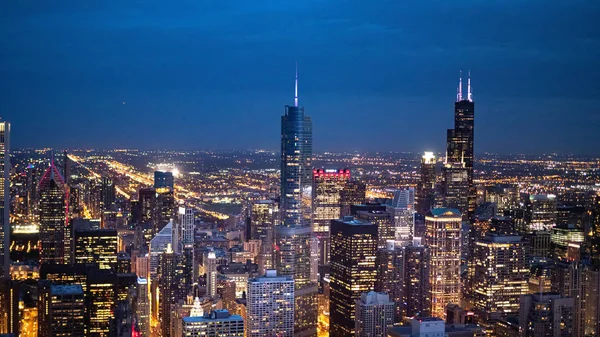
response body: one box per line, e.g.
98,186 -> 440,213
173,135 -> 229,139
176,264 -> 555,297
246,270 -> 295,337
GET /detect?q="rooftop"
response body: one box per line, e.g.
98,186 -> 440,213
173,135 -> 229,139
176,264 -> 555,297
427,208 -> 462,217
51,284 -> 84,296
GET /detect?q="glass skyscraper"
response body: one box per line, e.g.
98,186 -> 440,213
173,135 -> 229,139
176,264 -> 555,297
277,64 -> 317,336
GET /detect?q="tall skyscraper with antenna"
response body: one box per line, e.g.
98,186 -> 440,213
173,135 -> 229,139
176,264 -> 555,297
277,63 -> 317,336
445,71 -> 475,216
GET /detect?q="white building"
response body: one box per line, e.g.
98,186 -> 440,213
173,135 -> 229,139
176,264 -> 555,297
246,270 -> 295,337
204,250 -> 217,297
355,292 -> 395,337
179,206 -> 195,246
136,277 -> 150,337
182,309 -> 244,337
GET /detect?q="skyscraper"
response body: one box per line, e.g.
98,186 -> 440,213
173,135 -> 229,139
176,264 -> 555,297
441,161 -> 469,217
182,309 -> 245,337
249,200 -> 278,273
0,120 -> 9,278
154,171 -> 175,235
178,206 -> 194,246
38,283 -> 86,337
425,208 -> 462,319
329,217 -> 378,337
355,292 -> 395,337
247,270 -> 295,337
404,238 -> 431,318
159,244 -> 182,337
74,229 -> 118,270
205,250 -> 217,297
519,293 -> 574,337
340,180 -> 366,217
356,209 -> 395,249
375,240 -> 404,321
136,277 -> 151,337
312,168 -> 350,266
39,157 -> 69,265
471,233 -> 529,322
277,63 -> 317,336
446,73 -> 475,216
416,152 -> 436,215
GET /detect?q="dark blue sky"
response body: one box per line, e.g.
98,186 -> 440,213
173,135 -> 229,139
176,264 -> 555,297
1,1 -> 599,154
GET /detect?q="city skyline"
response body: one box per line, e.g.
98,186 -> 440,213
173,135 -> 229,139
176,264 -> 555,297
1,1 -> 599,154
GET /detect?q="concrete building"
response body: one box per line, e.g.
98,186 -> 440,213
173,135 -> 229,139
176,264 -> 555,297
354,292 -> 394,337
246,270 -> 294,337
182,309 -> 244,337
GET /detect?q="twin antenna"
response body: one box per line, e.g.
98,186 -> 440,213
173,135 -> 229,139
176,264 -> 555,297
456,70 -> 473,102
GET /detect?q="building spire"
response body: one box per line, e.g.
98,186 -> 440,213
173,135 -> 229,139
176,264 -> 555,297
456,70 -> 463,102
294,61 -> 299,107
467,70 -> 473,102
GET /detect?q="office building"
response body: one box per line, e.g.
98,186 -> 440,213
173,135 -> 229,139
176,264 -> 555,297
0,120 -> 9,278
425,208 -> 462,319
277,64 -> 317,337
250,200 -> 278,273
136,277 -> 150,337
38,283 -> 86,337
441,161 -> 469,217
582,265 -> 600,336
0,278 -> 18,336
204,250 -> 218,297
375,240 -> 404,321
247,270 -> 295,337
154,170 -> 174,190
389,206 -> 415,247
356,210 -> 394,249
312,169 -> 350,266
100,177 -> 115,212
340,180 -> 366,217
330,217 -> 378,337
149,220 -> 174,278
416,152 -> 436,215
355,292 -> 395,337
86,268 -> 117,336
471,234 -> 529,321
74,229 -> 118,270
182,309 -> 244,337
138,187 -> 156,226
446,73 -> 475,215
527,194 -> 557,231
404,238 -> 431,318
178,206 -> 194,245
159,244 -> 182,337
551,224 -> 584,261
519,293 -> 574,337
39,158 -> 69,265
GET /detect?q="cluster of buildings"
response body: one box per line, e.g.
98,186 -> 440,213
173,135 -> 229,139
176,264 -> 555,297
0,68 -> 599,337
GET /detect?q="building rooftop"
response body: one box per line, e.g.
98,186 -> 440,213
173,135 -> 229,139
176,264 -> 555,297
51,284 -> 84,296
427,208 -> 462,217
183,310 -> 243,323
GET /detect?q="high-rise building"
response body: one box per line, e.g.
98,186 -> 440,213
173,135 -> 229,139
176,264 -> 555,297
582,265 -> 600,336
277,63 -> 317,337
38,283 -> 86,337
551,224 -> 584,260
446,73 -> 475,216
205,250 -> 218,297
138,187 -> 156,226
159,244 -> 182,337
416,152 -> 436,215
356,210 -> 395,249
312,168 -> 350,266
441,161 -> 469,217
404,238 -> 431,318
100,177 -> 116,212
250,200 -> 278,274
178,206 -> 194,246
355,292 -> 395,337
0,120 -> 9,278
0,277 -> 19,336
86,268 -> 117,336
154,171 -> 175,236
74,229 -> 118,270
154,170 -> 174,190
136,277 -> 150,337
471,233 -> 529,322
39,158 -> 69,265
375,240 -> 404,321
340,180 -> 366,217
247,270 -> 295,337
330,217 -> 378,337
182,309 -> 244,337
519,293 -> 574,337
425,208 -> 462,319
527,194 -> 558,231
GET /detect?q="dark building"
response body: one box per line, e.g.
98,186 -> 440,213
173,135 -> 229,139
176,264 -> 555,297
137,187 -> 156,226
154,170 -> 174,190
39,159 -> 69,265
159,245 -> 183,337
100,177 -> 116,212
86,268 -> 117,336
38,283 -> 86,337
329,217 -> 377,337
441,161 -> 469,218
117,252 -> 131,273
0,120 -> 9,279
340,180 -> 366,217
416,152 -> 436,215
404,240 -> 431,318
356,209 -> 395,249
375,240 -> 404,322
519,293 -> 574,337
446,74 -> 475,216
0,278 -> 19,336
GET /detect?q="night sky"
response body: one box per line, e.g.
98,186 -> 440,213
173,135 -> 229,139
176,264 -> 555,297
1,1 -> 599,154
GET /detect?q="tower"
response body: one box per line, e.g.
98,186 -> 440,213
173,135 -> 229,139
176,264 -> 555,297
425,208 -> 462,319
0,119 -> 9,278
446,72 -> 475,216
39,156 -> 69,265
416,151 -> 436,215
355,292 -> 395,337
277,63 -> 317,336
329,217 -> 378,337
247,270 -> 295,337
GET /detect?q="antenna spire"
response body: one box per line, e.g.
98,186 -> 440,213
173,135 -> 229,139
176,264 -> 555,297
467,70 -> 473,102
456,70 -> 463,102
294,62 -> 299,107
